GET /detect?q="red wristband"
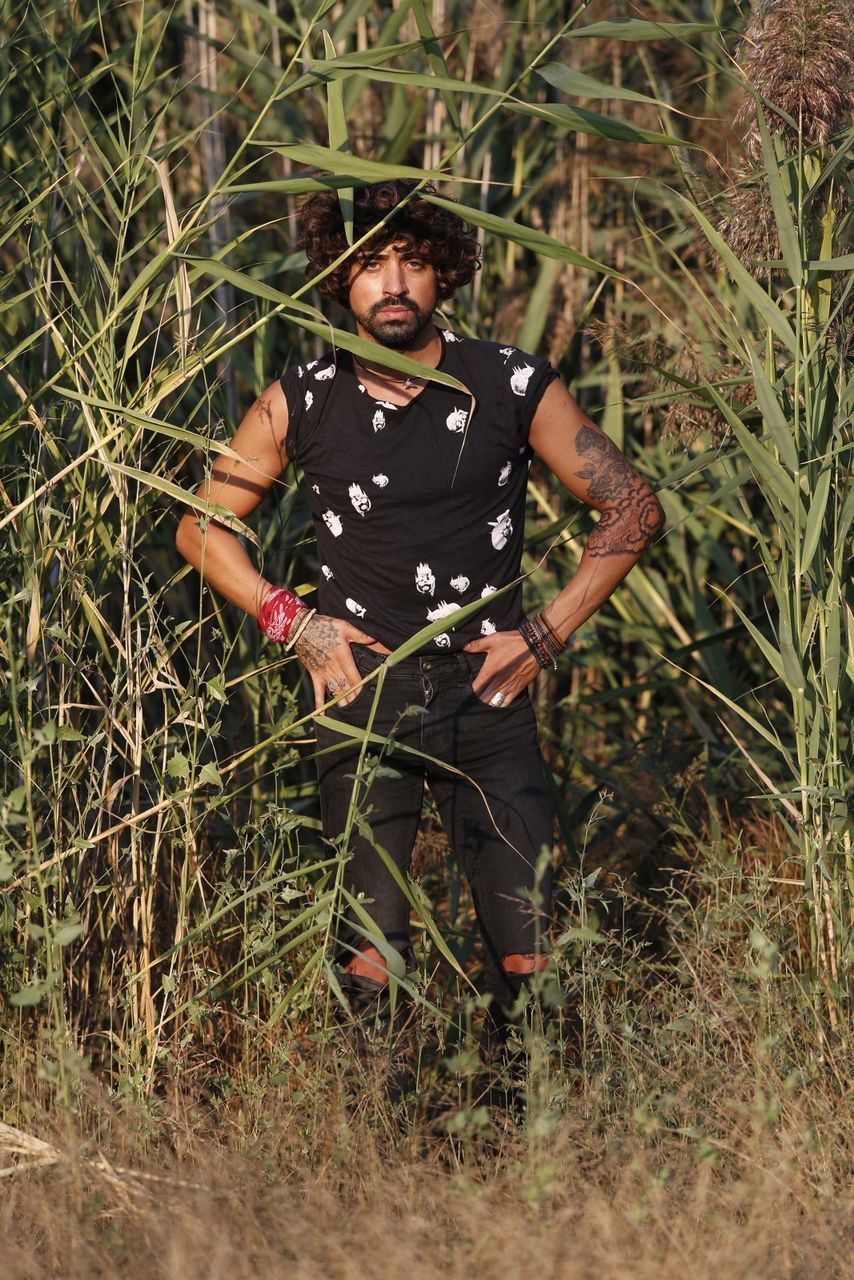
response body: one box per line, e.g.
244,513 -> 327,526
257,586 -> 306,643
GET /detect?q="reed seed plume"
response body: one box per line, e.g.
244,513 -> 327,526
716,0 -> 853,282
733,0 -> 853,164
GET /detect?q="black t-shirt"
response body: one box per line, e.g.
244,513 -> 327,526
279,328 -> 559,652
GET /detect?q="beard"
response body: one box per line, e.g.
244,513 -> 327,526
356,297 -> 433,349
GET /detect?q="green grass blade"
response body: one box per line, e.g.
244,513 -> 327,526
321,30 -> 353,245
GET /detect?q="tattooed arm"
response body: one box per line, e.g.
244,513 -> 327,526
175,382 -> 373,705
526,379 -> 665,642
463,380 -> 664,707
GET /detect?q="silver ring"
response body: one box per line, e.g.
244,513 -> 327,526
327,679 -> 342,692
490,691 -> 505,707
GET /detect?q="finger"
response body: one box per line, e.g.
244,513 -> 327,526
462,637 -> 486,652
471,666 -> 495,698
344,624 -> 376,643
479,683 -> 515,708
312,677 -> 324,712
340,663 -> 365,706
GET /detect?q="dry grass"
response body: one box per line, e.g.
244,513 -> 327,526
0,1071 -> 850,1280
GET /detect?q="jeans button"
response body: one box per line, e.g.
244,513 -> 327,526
423,660 -> 432,671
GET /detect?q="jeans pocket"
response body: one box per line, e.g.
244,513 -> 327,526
465,652 -> 528,711
341,644 -> 387,711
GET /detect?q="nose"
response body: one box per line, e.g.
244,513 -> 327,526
381,260 -> 408,297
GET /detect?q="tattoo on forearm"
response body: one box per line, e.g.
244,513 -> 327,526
575,425 -> 663,556
295,615 -> 339,669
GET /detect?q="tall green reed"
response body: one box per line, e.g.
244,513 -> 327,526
0,0 -> 847,1098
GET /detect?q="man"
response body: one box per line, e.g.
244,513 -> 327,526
175,180 -> 664,1071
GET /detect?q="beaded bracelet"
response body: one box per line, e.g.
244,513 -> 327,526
257,586 -> 306,644
518,612 -> 566,669
284,607 -> 316,652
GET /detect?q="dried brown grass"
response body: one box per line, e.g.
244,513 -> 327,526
0,1081 -> 850,1280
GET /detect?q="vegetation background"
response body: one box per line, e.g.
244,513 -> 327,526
0,0 -> 851,1274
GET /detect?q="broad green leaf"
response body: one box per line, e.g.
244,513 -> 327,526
279,39 -> 429,97
508,98 -> 696,150
806,254 -> 854,271
555,924 -> 608,945
167,751 -> 190,781
278,62 -> 503,104
423,193 -> 625,278
107,462 -> 259,544
53,919 -> 84,947
55,388 -> 257,467
800,449 -> 833,576
754,104 -> 803,285
747,350 -> 798,472
699,376 -> 801,515
777,573 -> 806,691
410,0 -> 462,135
321,31 -> 353,246
711,586 -> 792,690
9,981 -> 48,1007
538,62 -> 681,112
674,192 -> 798,353
198,762 -> 223,788
563,19 -> 718,39
265,141 -> 453,185
825,579 -> 841,691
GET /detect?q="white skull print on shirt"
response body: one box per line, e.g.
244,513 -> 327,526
426,600 -> 461,623
415,562 -> 435,595
348,483 -> 371,516
488,510 -> 513,550
277,335 -> 558,650
510,364 -> 535,396
346,598 -> 366,618
480,618 -> 497,635
304,389 -> 314,410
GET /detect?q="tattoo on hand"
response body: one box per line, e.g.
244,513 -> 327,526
575,425 -> 663,556
295,615 -> 339,669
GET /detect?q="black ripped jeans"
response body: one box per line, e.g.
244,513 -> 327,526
313,643 -> 554,1010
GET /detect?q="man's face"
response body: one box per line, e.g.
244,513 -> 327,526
347,242 -> 438,348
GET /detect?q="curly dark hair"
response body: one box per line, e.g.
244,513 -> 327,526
296,180 -> 481,308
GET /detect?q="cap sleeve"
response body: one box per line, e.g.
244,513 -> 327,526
279,362 -> 308,463
506,350 -> 560,444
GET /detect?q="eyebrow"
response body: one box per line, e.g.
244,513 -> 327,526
360,249 -> 425,262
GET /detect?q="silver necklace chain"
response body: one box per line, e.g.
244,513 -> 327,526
353,356 -> 423,390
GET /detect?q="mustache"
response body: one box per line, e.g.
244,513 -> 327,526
369,299 -> 419,318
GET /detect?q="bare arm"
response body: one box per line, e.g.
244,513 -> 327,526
463,379 -> 664,704
175,380 -> 290,616
527,379 -> 665,642
175,379 -> 374,706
